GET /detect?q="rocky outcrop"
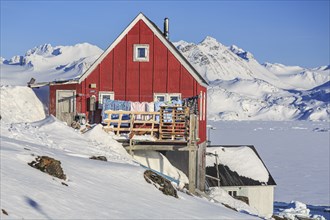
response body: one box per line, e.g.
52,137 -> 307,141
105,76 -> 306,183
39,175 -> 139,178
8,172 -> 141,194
144,170 -> 178,198
89,156 -> 107,161
28,156 -> 66,180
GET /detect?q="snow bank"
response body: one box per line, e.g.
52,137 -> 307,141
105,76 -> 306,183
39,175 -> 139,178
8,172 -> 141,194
275,201 -> 326,220
133,150 -> 189,187
82,124 -> 132,162
207,187 -> 258,216
206,146 -> 269,183
0,104 -> 250,220
0,86 -> 46,123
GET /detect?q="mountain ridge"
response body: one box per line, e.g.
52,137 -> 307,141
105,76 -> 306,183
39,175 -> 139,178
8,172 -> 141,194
173,37 -> 329,121
1,38 -> 329,121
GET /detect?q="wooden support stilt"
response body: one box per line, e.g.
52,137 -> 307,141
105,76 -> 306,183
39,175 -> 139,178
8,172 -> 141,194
188,114 -> 197,194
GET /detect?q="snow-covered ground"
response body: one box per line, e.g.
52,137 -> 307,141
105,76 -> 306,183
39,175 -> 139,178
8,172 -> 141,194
207,120 -> 330,219
1,37 -> 329,218
0,86 -> 253,219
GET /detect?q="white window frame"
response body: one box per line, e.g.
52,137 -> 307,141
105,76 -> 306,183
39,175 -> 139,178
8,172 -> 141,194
133,44 -> 149,62
154,93 -> 167,102
169,93 -> 181,102
98,91 -> 114,104
203,92 -> 206,121
200,91 -> 203,121
153,93 -> 182,102
228,190 -> 238,197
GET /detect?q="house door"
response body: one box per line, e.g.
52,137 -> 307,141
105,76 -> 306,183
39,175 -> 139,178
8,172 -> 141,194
56,90 -> 76,125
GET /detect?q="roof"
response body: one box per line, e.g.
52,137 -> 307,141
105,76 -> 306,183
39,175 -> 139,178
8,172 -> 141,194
78,13 -> 208,87
206,145 -> 276,187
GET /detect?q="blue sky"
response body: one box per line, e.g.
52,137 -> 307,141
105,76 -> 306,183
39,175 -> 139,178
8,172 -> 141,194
1,0 -> 329,68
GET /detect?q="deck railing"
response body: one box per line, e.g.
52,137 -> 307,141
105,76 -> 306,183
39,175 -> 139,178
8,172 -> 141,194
103,110 -> 160,136
103,106 -> 190,141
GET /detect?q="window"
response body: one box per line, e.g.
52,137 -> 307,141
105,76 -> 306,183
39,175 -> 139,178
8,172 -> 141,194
154,93 -> 181,102
228,191 -> 237,197
169,93 -> 181,102
98,91 -> 114,104
154,94 -> 166,102
134,44 -> 149,62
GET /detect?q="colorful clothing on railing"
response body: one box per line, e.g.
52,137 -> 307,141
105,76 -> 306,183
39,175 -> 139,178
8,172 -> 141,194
101,98 -> 192,123
101,99 -> 131,122
131,102 -> 145,112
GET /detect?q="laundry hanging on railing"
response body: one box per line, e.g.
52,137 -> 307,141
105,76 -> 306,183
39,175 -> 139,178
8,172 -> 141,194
101,98 -> 190,123
101,99 -> 131,121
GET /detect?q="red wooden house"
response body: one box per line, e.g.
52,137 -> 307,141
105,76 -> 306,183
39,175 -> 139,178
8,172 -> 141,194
48,13 -> 208,191
49,13 -> 208,144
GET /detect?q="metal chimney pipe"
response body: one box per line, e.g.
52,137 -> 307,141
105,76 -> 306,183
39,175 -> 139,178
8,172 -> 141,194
164,17 -> 169,39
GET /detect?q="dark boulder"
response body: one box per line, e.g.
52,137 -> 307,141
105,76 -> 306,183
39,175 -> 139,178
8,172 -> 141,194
28,156 -> 66,180
2,209 -> 8,216
144,170 -> 178,198
89,156 -> 107,161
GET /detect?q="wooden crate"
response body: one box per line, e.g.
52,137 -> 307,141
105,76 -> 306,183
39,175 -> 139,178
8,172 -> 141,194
159,106 -> 190,140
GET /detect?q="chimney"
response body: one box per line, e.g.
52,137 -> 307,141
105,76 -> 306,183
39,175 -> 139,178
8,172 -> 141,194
164,17 -> 169,39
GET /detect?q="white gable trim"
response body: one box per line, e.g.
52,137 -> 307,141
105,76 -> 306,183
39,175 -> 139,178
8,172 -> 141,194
78,13 -> 144,83
78,13 -> 208,87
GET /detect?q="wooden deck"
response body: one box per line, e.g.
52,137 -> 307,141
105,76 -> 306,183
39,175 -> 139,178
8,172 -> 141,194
103,110 -> 200,194
103,106 -> 190,141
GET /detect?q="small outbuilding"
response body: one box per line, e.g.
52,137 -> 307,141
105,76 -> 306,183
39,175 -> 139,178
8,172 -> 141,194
205,145 -> 276,218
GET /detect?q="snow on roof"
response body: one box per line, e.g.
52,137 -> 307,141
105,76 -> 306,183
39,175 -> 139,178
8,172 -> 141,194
206,145 -> 276,186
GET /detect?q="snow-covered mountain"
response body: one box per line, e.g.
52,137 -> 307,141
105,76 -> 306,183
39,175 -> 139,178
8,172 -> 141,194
174,37 -> 329,121
1,38 -> 329,121
0,43 -> 103,85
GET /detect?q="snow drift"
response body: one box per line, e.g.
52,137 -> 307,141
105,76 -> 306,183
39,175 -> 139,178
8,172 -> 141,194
0,85 -> 46,123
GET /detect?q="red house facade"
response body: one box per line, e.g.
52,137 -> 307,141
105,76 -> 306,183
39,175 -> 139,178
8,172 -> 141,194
49,13 -> 208,144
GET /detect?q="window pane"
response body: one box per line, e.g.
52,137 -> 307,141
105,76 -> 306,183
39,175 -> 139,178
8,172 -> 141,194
170,96 -> 179,101
156,96 -> 165,102
137,48 -> 146,58
102,95 -> 111,103
103,95 -> 111,99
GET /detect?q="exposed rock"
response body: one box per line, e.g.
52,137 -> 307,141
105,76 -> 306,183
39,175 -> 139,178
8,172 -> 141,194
89,156 -> 107,161
221,203 -> 237,212
28,156 -> 66,180
234,195 -> 249,205
272,215 -> 290,220
71,121 -> 81,130
144,170 -> 178,198
2,209 -> 8,216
